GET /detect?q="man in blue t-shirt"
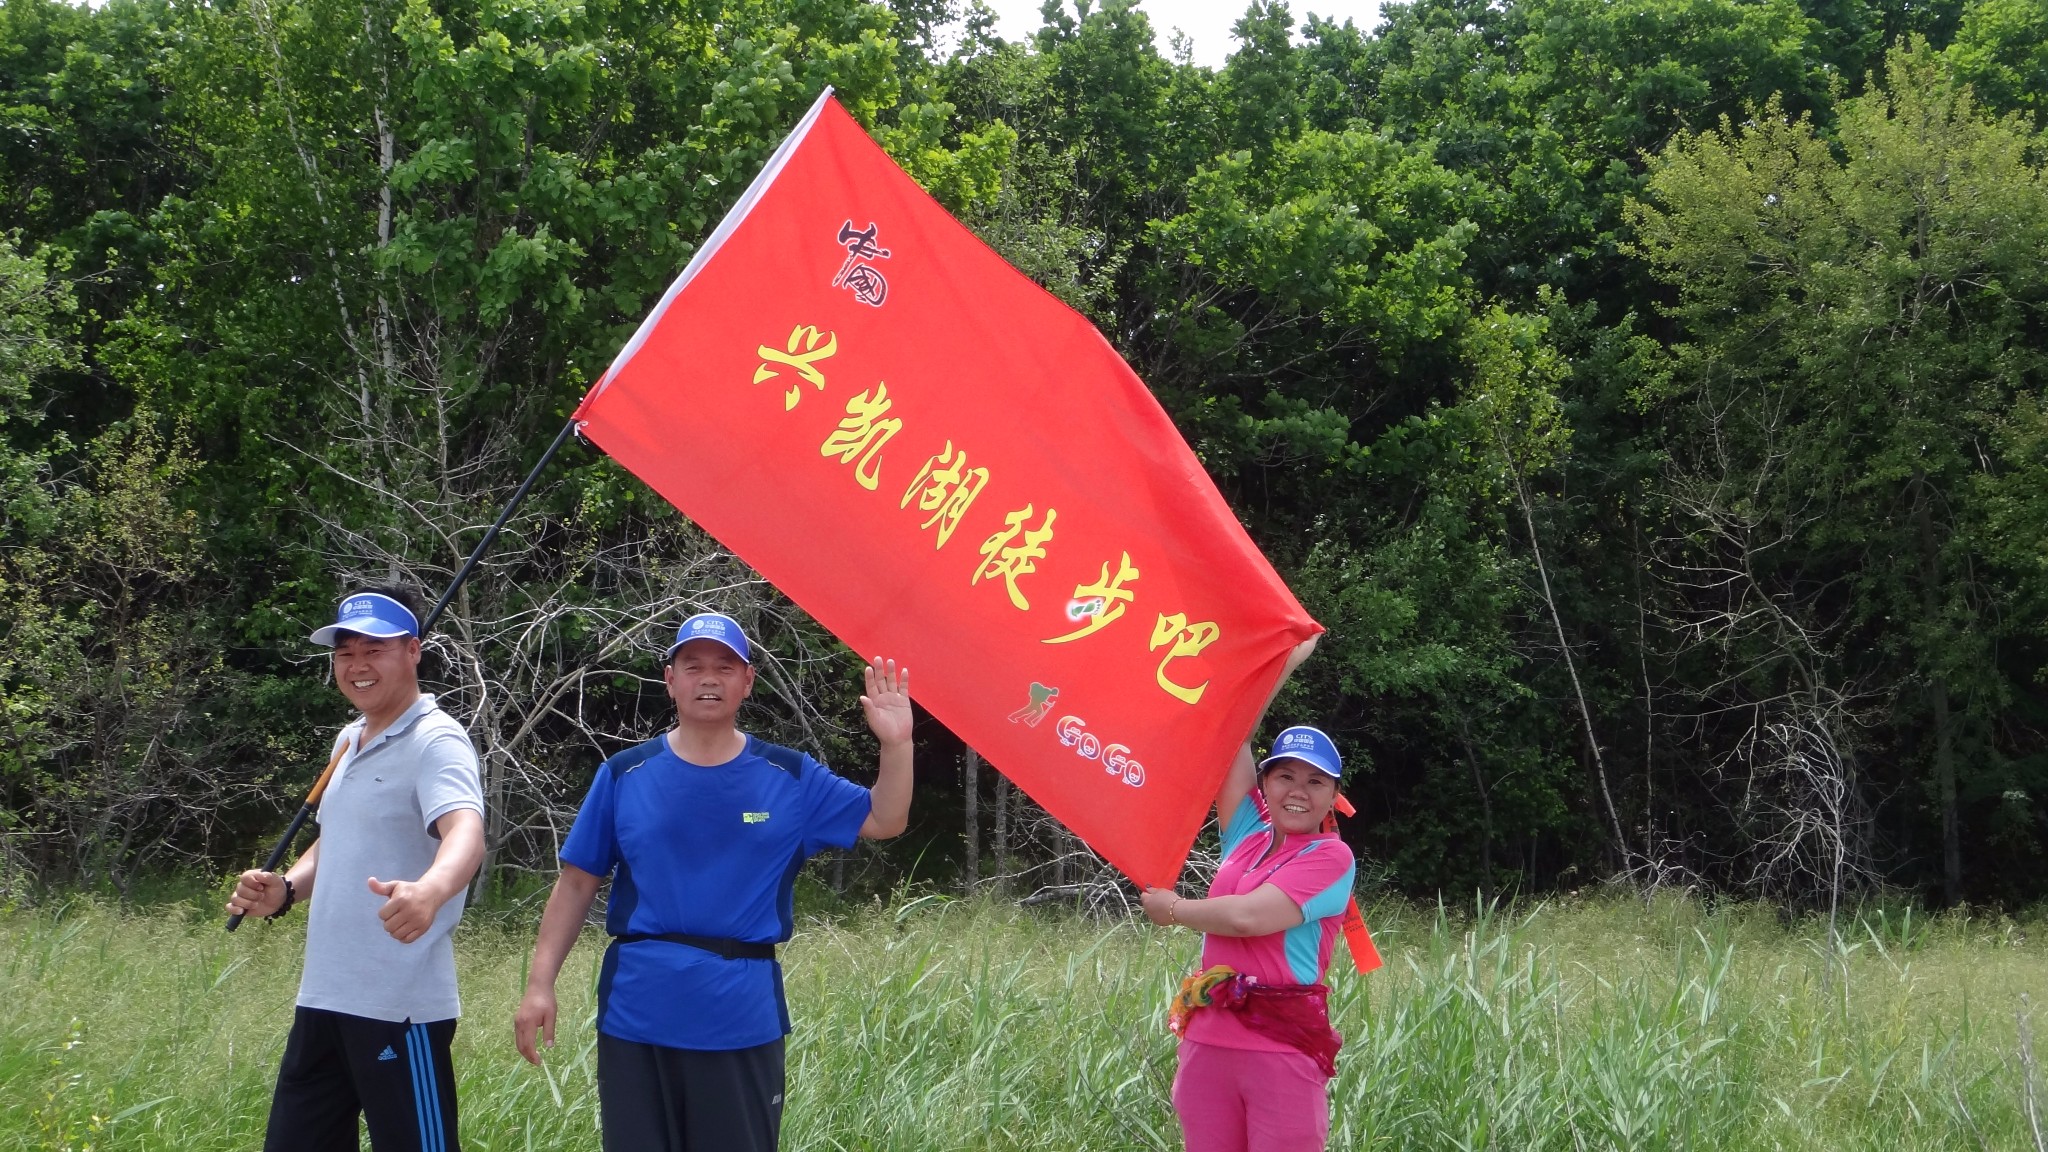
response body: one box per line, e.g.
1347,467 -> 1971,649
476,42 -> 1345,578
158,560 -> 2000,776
514,612 -> 913,1151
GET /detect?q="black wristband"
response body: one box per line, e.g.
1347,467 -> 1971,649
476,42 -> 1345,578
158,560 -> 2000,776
267,874 -> 297,920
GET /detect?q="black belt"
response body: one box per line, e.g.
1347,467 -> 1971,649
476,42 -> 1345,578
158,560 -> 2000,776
610,932 -> 777,961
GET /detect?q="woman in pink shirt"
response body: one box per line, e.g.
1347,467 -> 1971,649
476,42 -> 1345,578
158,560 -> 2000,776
1141,714 -> 1357,1152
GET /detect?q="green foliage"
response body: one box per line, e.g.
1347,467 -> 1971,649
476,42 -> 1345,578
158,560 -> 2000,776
1629,39 -> 2048,900
3,0 -> 2048,904
0,232 -> 73,420
1947,0 -> 2048,121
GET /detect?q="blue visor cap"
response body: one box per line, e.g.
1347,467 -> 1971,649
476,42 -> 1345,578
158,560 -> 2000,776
1258,725 -> 1343,779
310,591 -> 420,647
663,612 -> 752,664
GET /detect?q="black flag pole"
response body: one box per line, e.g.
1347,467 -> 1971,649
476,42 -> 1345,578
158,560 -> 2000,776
226,416 -> 582,931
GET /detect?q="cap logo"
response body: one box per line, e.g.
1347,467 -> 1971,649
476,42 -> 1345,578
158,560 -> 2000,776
1259,725 -> 1341,778
665,612 -> 752,663
312,590 -> 419,646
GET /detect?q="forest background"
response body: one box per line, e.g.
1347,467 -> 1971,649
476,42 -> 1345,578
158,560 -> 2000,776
2,0 -> 2046,912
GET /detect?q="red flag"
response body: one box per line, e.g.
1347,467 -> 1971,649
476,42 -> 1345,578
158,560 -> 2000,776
575,90 -> 1321,887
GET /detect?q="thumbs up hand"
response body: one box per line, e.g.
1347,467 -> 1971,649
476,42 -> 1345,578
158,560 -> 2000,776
368,875 -> 446,944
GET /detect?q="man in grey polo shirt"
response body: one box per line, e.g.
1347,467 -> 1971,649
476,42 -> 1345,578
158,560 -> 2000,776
227,585 -> 485,1152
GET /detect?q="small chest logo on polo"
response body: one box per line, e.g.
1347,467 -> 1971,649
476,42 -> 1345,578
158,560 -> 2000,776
743,811 -> 771,824
377,1045 -> 398,1062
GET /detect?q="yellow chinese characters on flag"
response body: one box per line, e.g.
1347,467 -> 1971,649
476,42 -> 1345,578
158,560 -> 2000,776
574,91 -> 1322,887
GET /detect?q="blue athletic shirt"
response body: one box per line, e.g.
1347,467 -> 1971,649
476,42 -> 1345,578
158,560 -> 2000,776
559,734 -> 873,1050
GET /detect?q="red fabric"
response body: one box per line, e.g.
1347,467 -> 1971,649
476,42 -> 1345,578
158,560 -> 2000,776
574,91 -> 1321,887
1338,900 -> 1382,974
1324,793 -> 1383,974
1202,976 -> 1343,1079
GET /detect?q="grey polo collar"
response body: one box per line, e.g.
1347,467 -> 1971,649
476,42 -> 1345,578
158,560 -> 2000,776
332,693 -> 440,785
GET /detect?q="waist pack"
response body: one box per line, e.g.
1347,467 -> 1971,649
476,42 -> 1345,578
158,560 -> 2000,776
1168,965 -> 1344,1079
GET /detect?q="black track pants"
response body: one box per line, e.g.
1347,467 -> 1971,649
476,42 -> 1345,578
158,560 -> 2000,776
597,1031 -> 785,1152
263,1006 -> 460,1152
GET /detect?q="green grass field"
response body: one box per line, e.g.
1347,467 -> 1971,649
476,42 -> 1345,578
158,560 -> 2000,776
3,891 -> 2043,1150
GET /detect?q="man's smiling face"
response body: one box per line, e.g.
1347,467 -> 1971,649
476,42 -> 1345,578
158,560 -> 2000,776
664,638 -> 755,726
332,632 -> 422,718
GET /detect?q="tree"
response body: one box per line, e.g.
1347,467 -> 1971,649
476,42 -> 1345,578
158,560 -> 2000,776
7,0 -> 2048,907
1948,0 -> 2048,121
1629,41 -> 2048,902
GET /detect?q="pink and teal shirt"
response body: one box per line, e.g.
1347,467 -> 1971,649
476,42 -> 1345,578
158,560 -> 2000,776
1185,795 -> 1357,1053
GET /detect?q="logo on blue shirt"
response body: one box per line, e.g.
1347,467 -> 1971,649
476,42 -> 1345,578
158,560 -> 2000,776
743,811 -> 771,824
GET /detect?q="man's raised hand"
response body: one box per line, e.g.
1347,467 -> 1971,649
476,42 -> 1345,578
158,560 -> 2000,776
860,658 -> 913,747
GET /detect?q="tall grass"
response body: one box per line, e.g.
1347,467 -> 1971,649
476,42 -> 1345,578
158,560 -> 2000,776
3,892 -> 2042,1150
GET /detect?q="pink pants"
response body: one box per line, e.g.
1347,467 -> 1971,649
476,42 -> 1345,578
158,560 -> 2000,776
1170,1038 -> 1330,1152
